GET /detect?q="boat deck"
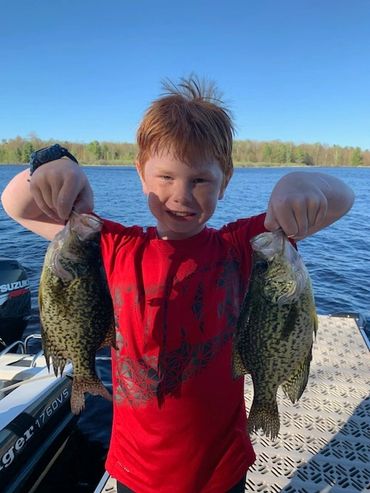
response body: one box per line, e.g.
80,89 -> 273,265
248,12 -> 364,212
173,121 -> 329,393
0,336 -> 76,493
95,314 -> 370,493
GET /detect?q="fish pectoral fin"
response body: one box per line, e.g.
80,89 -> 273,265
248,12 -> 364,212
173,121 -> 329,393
282,347 -> 313,403
50,353 -> 68,377
42,339 -> 67,377
281,303 -> 300,339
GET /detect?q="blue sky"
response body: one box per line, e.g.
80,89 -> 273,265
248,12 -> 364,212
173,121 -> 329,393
1,0 -> 370,149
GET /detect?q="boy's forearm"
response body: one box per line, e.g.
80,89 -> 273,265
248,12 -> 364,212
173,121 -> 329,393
2,169 -> 42,220
1,160 -> 94,240
1,169 -> 63,239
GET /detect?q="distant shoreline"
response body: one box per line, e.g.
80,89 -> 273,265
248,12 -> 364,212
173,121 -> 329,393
1,162 -> 369,169
1,137 -> 367,167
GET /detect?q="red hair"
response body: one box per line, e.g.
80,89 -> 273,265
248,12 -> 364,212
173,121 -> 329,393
136,76 -> 234,182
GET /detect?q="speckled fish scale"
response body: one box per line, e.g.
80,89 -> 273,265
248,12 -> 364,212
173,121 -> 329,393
233,231 -> 317,439
39,212 -> 115,414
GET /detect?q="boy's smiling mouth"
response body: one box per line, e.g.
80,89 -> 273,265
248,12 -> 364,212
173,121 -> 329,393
167,210 -> 196,218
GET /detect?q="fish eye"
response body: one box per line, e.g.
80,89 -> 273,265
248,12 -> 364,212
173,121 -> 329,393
256,259 -> 269,271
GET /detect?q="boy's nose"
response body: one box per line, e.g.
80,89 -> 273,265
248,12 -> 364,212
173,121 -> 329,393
173,182 -> 193,204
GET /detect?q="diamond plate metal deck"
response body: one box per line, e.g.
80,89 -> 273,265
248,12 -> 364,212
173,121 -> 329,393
245,314 -> 370,493
95,315 -> 370,493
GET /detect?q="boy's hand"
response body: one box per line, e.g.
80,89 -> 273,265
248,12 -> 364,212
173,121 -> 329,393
264,171 -> 354,240
30,158 -> 94,221
265,180 -> 328,239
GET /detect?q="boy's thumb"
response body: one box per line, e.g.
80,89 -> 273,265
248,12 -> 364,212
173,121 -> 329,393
74,188 -> 94,215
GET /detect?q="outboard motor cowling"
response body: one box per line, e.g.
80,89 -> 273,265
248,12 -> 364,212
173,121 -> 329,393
0,258 -> 31,346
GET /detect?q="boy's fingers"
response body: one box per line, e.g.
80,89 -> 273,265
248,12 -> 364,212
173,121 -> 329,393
276,213 -> 299,238
32,186 -> 60,221
265,205 -> 299,237
56,191 -> 75,219
73,191 -> 94,215
72,181 -> 94,215
57,176 -> 88,219
264,208 -> 280,232
308,195 -> 328,229
314,202 -> 328,228
290,207 -> 309,238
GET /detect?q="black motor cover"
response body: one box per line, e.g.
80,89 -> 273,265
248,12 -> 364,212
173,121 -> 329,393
0,258 -> 31,345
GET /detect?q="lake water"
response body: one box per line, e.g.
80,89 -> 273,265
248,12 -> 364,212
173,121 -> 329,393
0,165 -> 369,491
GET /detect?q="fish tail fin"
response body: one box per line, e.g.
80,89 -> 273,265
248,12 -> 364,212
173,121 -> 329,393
282,346 -> 312,403
248,401 -> 280,439
71,375 -> 112,415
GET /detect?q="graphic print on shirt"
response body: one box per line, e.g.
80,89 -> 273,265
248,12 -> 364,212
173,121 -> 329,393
112,257 -> 243,407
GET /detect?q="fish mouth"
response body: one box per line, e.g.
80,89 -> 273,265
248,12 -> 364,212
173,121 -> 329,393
69,211 -> 103,239
71,210 -> 102,224
252,231 -> 285,259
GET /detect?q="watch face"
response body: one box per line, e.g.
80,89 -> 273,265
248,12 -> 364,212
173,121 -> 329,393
41,148 -> 54,162
30,144 -> 77,174
33,144 -> 62,165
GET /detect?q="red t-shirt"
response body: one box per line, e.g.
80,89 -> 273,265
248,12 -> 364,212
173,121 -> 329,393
100,213 -> 266,493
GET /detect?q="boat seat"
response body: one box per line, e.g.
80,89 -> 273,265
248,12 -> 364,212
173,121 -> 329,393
0,353 -> 31,366
0,365 -> 44,382
0,353 -> 47,368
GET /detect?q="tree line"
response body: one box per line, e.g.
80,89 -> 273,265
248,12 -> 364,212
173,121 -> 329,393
0,136 -> 368,166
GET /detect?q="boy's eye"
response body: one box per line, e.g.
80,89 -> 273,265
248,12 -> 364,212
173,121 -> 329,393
159,175 -> 172,181
193,178 -> 207,184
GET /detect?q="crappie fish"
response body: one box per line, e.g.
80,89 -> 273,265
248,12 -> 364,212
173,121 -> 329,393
39,212 -> 115,414
233,230 -> 317,439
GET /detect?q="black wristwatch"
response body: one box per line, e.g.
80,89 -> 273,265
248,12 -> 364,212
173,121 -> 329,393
29,144 -> 79,175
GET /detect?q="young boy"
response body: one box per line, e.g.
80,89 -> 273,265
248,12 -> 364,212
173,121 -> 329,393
1,77 -> 354,493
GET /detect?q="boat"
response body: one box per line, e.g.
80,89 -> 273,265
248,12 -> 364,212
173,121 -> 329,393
0,257 -> 32,347
94,313 -> 370,493
0,336 -> 77,493
0,258 -> 77,493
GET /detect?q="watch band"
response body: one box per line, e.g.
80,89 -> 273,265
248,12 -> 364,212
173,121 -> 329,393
29,144 -> 79,176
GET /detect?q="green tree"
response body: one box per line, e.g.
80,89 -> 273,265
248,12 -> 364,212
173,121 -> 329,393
272,143 -> 287,163
15,147 -> 22,163
351,147 -> 363,166
262,143 -> 273,163
294,147 -> 305,164
87,140 -> 103,161
22,141 -> 35,162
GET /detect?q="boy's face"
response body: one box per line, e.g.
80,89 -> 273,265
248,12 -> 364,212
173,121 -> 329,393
137,150 -> 227,240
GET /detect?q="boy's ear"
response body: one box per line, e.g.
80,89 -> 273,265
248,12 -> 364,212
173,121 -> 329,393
136,161 -> 148,195
218,169 -> 233,200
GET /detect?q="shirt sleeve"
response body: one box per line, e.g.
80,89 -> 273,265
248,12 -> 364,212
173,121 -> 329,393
219,212 -> 267,252
218,213 -> 268,282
